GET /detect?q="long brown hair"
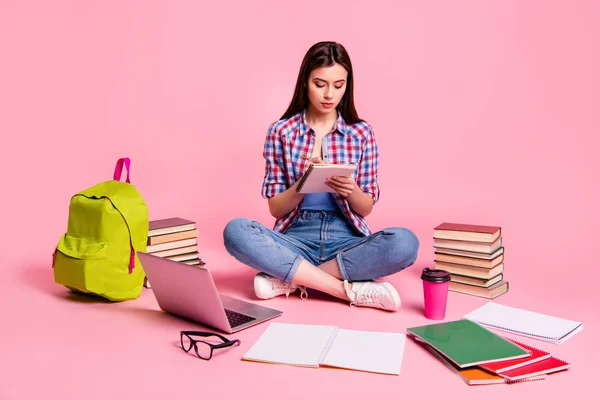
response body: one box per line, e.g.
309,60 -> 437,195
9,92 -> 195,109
280,41 -> 362,124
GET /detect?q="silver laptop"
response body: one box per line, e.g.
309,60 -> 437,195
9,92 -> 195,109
138,252 -> 282,333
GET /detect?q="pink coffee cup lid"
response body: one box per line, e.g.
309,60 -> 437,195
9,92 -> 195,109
421,267 -> 450,282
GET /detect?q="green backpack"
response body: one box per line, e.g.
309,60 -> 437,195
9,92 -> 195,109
53,158 -> 149,301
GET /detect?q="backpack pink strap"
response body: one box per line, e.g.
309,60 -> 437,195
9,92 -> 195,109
129,246 -> 135,274
113,158 -> 131,183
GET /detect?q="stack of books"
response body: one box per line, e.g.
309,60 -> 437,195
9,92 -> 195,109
407,319 -> 570,386
433,222 -> 509,299
143,217 -> 205,288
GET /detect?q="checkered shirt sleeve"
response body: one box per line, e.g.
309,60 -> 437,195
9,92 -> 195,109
357,125 -> 380,203
261,123 -> 287,198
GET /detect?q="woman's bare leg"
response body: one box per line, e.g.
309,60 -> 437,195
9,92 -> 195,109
316,258 -> 344,279
292,260 -> 350,300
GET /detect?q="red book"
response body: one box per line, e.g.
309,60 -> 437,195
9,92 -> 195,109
499,356 -> 570,380
433,223 -> 501,243
479,339 -> 551,374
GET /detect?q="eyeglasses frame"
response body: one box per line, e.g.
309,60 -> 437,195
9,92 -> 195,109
180,330 -> 241,360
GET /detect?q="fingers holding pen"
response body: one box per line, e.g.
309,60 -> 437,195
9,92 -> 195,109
301,155 -> 324,164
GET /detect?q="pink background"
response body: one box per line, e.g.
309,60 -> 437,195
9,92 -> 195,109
1,1 -> 598,399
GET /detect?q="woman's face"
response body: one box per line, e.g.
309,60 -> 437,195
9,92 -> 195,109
306,63 -> 348,116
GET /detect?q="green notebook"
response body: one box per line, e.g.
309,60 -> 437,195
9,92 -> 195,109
407,319 -> 530,368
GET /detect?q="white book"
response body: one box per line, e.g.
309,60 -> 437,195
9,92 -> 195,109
464,302 -> 584,344
242,322 -> 406,375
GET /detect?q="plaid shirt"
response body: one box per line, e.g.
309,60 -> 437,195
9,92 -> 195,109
261,110 -> 380,236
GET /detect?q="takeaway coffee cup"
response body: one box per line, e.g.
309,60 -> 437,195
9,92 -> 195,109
421,268 -> 451,320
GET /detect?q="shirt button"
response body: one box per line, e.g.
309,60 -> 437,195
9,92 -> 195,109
324,155 -> 328,159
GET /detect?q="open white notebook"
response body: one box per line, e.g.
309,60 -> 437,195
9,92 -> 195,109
464,302 -> 584,344
242,323 -> 406,375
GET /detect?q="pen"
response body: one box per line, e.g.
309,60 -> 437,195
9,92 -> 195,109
301,155 -> 311,160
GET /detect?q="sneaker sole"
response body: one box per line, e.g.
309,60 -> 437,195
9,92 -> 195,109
254,274 -> 273,299
381,282 -> 402,310
253,273 -> 297,300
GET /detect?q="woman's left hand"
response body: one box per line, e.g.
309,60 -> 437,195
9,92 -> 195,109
325,176 -> 357,198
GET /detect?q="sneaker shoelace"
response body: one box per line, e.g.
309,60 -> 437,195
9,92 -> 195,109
270,277 -> 308,299
349,282 -> 387,307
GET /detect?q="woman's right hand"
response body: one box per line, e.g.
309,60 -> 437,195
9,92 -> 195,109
301,156 -> 324,174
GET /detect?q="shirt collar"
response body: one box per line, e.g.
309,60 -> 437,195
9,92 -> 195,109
299,109 -> 348,136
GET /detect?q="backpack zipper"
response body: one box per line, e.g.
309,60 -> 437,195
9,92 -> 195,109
52,195 -> 137,274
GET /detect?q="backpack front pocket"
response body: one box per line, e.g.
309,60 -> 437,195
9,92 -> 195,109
53,235 -> 108,293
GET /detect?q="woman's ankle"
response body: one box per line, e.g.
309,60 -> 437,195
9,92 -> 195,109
343,281 -> 354,301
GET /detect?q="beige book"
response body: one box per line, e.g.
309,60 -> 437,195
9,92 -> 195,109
148,229 -> 198,246
450,273 -> 503,288
449,280 -> 510,299
148,217 -> 196,237
433,237 -> 502,253
146,238 -> 197,253
434,261 -> 504,280
434,223 -> 501,243
149,245 -> 198,258
435,253 -> 504,269
165,252 -> 200,262
183,258 -> 205,266
435,247 -> 504,261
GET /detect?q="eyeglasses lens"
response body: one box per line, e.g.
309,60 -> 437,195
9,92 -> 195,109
195,341 -> 212,359
181,334 -> 193,352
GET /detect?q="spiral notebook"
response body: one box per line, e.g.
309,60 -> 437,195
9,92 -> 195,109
464,302 -> 583,344
416,340 -> 546,386
478,338 -> 551,374
498,356 -> 570,380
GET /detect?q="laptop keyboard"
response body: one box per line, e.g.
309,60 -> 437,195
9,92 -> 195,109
225,309 -> 256,328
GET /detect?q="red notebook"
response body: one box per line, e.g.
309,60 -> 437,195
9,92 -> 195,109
499,356 -> 570,380
479,339 -> 551,374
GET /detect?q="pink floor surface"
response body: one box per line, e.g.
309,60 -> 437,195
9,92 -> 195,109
1,242 -> 597,400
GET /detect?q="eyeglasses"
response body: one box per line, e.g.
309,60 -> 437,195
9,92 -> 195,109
180,331 -> 241,360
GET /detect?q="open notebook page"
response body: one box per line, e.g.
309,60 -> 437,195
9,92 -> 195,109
464,302 -> 583,343
321,329 -> 406,375
242,323 -> 338,367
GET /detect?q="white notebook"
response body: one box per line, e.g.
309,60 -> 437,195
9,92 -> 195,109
295,163 -> 357,193
242,323 -> 406,375
464,302 -> 584,344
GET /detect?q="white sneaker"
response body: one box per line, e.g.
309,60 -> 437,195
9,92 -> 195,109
344,280 -> 401,311
254,272 -> 308,300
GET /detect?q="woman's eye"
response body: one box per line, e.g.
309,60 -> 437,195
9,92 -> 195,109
334,85 -> 343,89
316,84 -> 325,88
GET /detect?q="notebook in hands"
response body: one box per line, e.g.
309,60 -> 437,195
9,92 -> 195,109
138,252 -> 282,333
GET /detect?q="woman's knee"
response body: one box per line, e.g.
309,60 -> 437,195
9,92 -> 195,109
384,227 -> 420,268
223,218 -> 253,251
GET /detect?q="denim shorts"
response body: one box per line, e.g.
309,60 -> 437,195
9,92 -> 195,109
223,210 -> 419,283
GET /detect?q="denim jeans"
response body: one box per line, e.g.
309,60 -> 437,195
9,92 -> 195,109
223,210 -> 419,283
